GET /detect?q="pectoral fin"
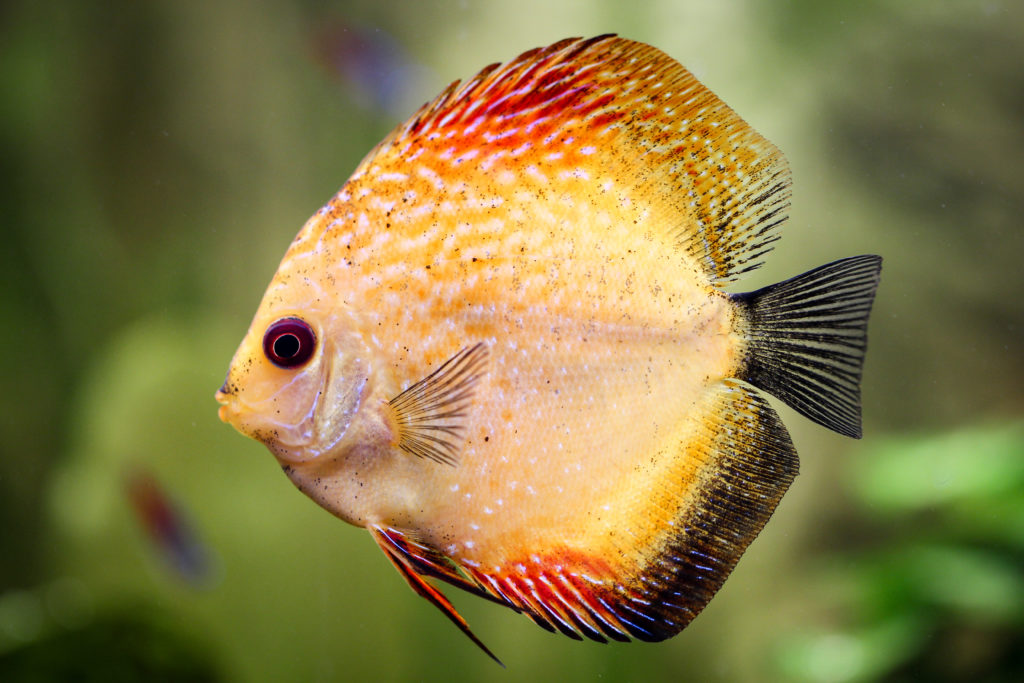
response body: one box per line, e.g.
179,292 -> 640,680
387,343 -> 488,465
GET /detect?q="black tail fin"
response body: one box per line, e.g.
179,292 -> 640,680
731,255 -> 882,438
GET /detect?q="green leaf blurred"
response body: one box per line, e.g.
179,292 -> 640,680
852,425 -> 1024,513
776,424 -> 1024,682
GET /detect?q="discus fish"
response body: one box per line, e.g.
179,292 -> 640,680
216,35 -> 881,663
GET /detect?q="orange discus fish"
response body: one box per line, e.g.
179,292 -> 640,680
216,35 -> 881,663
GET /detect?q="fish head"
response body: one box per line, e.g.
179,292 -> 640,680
215,273 -> 370,465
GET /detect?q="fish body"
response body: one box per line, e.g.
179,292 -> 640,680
216,35 -> 881,660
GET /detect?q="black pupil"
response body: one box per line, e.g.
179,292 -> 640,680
263,318 -> 315,368
273,333 -> 300,359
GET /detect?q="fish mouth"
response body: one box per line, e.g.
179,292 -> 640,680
212,385 -> 325,462
212,358 -> 366,463
214,387 -> 233,423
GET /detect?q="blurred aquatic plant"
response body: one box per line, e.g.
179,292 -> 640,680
775,423 -> 1024,682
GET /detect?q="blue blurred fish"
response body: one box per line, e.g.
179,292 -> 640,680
312,20 -> 436,118
124,466 -> 211,586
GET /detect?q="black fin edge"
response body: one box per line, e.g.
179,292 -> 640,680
732,255 -> 882,438
442,383 -> 797,645
614,380 -> 800,640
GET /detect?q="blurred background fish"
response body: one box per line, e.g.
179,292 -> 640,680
123,466 -> 214,588
311,19 -> 437,119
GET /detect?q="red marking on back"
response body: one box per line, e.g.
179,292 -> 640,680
392,36 -> 633,154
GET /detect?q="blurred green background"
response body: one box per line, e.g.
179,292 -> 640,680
2,0 -> 1022,681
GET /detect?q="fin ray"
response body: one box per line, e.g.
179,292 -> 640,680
389,343 -> 488,465
733,255 -> 883,438
370,526 -> 505,666
362,35 -> 792,283
371,525 -> 509,607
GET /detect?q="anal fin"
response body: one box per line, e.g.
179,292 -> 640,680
628,379 -> 801,636
458,380 -> 799,642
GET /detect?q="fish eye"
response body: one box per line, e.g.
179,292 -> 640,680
263,317 -> 316,369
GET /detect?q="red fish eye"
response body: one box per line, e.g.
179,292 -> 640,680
263,318 -> 316,368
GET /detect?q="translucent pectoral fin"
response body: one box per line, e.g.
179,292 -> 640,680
387,343 -> 488,465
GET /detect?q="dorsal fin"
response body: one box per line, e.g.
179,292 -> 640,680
360,35 -> 791,283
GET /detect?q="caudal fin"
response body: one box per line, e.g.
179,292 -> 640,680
732,255 -> 882,438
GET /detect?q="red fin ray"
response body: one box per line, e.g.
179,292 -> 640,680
371,526 -> 505,665
371,525 -> 507,607
402,35 -> 615,140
